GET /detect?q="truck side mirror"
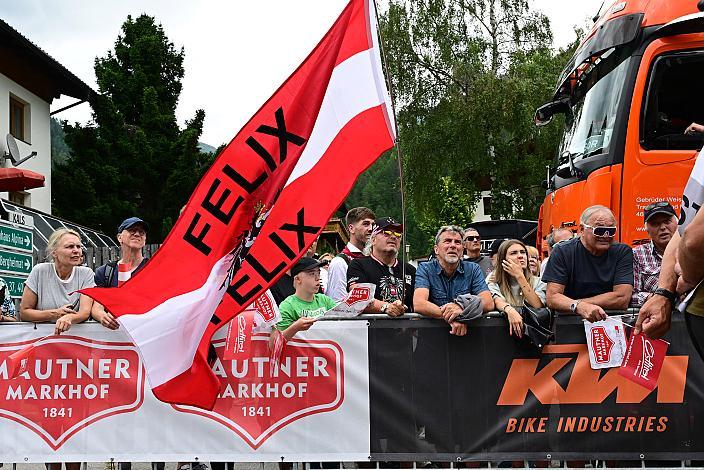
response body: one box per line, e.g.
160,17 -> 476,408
534,99 -> 573,127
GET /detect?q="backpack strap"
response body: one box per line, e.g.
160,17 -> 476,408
102,261 -> 118,287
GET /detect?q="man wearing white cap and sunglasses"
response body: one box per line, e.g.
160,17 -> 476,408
543,205 -> 633,322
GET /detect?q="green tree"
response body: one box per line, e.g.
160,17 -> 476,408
344,151 -> 428,257
53,15 -> 209,240
379,0 -> 575,237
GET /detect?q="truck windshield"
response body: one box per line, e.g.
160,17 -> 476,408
559,49 -> 633,164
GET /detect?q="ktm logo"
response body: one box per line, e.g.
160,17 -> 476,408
497,344 -> 688,405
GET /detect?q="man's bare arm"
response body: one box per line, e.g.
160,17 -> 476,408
546,282 -> 573,312
580,284 -> 633,310
413,287 -> 442,318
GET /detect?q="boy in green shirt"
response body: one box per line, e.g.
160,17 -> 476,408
276,257 -> 337,340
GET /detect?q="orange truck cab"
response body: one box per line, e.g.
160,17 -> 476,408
535,0 -> 704,254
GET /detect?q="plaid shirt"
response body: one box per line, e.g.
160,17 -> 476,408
631,241 -> 663,307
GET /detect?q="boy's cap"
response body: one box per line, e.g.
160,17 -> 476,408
291,256 -> 325,277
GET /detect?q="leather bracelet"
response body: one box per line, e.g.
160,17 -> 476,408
652,288 -> 677,303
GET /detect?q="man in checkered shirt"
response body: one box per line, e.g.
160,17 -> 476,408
631,201 -> 678,307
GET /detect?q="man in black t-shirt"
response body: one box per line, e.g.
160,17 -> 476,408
543,205 -> 633,322
347,217 -> 415,316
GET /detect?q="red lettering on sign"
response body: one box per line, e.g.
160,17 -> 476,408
173,335 -> 343,449
254,293 -> 278,323
0,336 -> 144,449
345,286 -> 371,306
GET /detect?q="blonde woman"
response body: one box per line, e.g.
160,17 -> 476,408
20,228 -> 95,335
527,245 -> 541,276
488,239 -> 547,338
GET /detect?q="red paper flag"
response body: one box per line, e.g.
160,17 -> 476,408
223,310 -> 255,361
269,328 -> 287,376
619,332 -> 669,390
8,343 -> 36,379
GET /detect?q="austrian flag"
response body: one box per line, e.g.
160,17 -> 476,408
82,0 -> 395,409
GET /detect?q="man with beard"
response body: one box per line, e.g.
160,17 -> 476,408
631,201 -> 678,307
327,207 -> 376,301
347,217 -> 415,314
414,225 -> 493,335
412,225 -> 493,453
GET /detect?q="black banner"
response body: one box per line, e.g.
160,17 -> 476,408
367,313 -> 704,461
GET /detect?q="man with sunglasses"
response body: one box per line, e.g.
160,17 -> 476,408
631,201 -> 678,307
463,228 -> 493,276
347,217 -> 415,316
543,205 -> 633,322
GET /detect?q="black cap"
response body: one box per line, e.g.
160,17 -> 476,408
372,217 -> 403,234
291,257 -> 325,277
118,217 -> 149,233
489,239 -> 505,256
644,201 -> 676,223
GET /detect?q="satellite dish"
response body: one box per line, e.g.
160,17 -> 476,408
4,134 -> 37,167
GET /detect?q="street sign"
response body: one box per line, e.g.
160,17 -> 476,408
0,221 -> 32,253
0,275 -> 26,298
0,249 -> 32,276
6,210 -> 33,228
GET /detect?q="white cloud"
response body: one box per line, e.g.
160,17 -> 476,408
4,0 -> 602,147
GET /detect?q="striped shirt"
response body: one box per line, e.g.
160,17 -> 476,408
631,241 -> 662,308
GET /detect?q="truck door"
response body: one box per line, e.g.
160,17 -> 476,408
621,31 -> 704,245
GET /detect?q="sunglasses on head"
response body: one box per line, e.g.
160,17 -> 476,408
644,201 -> 670,211
584,223 -> 617,237
464,236 -> 480,242
382,230 -> 402,238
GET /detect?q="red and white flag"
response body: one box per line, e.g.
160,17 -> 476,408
82,0 -> 395,409
583,317 -> 628,369
117,263 -> 132,287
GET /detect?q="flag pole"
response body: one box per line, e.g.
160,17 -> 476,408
371,0 -> 410,306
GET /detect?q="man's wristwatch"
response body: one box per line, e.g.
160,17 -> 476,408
652,288 -> 677,304
570,300 -> 582,314
380,302 -> 389,313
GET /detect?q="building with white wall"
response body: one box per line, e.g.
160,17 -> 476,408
0,19 -> 92,214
